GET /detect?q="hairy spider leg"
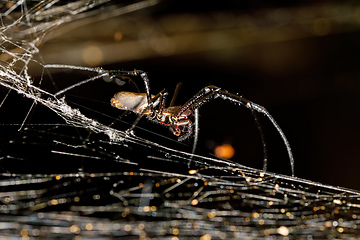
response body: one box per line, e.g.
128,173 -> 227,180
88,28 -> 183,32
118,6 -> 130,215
176,85 -> 294,177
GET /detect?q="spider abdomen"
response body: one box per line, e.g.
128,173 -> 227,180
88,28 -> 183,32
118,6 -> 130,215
111,91 -> 158,113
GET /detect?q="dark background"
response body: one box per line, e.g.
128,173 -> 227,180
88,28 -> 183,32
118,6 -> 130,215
2,0 -> 360,190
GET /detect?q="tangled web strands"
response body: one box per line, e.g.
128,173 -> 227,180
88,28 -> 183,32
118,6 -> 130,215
0,1 -> 360,239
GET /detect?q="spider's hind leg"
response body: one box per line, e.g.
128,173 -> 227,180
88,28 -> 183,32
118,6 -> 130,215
176,85 -> 294,177
249,107 -> 268,173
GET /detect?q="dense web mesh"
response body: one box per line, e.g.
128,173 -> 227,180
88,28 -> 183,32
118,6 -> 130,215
0,1 -> 360,239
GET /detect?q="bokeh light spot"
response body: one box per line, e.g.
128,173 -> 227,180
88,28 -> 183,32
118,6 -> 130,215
277,226 -> 289,236
82,45 -> 103,66
214,144 -> 235,159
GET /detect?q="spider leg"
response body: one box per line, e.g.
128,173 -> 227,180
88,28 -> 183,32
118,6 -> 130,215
192,108 -> 199,154
43,64 -> 109,96
170,82 -> 182,107
249,101 -> 294,176
158,90 -> 168,116
188,108 -> 199,167
176,85 -> 294,177
44,64 -> 103,73
250,109 -> 268,173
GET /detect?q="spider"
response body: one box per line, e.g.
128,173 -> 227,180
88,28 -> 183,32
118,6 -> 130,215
111,88 -> 195,141
108,71 -> 294,175
43,64 -> 295,176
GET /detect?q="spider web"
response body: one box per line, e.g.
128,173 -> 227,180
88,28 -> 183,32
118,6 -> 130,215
0,1 -> 360,239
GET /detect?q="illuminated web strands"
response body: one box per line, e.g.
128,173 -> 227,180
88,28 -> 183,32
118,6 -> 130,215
0,166 -> 359,238
0,1 -> 360,239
